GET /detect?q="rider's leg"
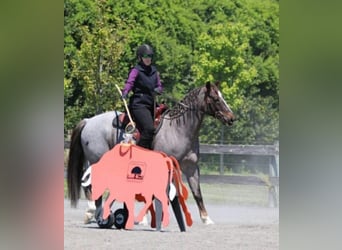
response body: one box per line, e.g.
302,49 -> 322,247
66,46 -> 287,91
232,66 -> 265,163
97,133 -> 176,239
131,107 -> 154,149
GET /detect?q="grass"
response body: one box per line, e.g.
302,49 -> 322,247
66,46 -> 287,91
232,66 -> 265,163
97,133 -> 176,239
64,179 -> 271,207
64,149 -> 69,170
193,183 -> 270,206
64,179 -> 68,198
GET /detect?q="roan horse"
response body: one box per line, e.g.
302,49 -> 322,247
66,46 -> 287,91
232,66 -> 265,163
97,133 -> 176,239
67,82 -> 235,225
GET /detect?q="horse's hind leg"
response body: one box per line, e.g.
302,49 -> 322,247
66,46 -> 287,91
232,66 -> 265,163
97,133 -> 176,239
84,200 -> 96,224
81,161 -> 96,224
181,158 -> 214,225
81,135 -> 113,224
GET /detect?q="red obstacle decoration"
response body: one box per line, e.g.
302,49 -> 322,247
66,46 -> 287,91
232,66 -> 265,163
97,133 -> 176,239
88,143 -> 192,231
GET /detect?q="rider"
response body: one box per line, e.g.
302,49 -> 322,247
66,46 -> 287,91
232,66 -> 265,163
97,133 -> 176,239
121,44 -> 163,149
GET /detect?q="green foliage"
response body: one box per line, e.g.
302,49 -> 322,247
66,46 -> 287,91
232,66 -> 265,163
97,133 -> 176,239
64,0 -> 131,134
194,0 -> 279,144
64,0 -> 279,145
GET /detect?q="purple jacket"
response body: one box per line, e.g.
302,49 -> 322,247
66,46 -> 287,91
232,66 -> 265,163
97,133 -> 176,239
122,66 -> 163,96
122,64 -> 163,108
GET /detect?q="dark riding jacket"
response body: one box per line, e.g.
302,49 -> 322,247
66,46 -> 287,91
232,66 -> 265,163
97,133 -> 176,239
122,63 -> 163,109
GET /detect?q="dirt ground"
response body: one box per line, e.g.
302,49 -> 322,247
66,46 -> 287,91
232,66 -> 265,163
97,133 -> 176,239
64,198 -> 278,249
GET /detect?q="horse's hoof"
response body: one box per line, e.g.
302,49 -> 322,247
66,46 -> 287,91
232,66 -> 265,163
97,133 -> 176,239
84,212 -> 95,224
97,213 -> 115,229
202,216 -> 214,225
135,215 -> 148,226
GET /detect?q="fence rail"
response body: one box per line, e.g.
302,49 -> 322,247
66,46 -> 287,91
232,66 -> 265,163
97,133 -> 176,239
200,143 -> 278,155
65,141 -> 279,155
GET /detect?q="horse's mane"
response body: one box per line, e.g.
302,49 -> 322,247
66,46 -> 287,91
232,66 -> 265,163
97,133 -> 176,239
164,86 -> 204,120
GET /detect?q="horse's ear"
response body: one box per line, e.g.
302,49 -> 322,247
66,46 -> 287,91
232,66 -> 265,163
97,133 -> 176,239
215,81 -> 220,88
206,81 -> 211,92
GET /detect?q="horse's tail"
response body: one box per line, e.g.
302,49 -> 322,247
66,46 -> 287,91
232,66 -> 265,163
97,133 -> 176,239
67,119 -> 87,207
170,156 -> 189,200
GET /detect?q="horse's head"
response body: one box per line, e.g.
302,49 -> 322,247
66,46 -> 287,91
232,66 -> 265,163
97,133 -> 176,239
202,82 -> 235,126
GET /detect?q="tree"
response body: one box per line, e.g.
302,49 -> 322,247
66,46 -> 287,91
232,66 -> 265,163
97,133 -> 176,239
64,0 -> 279,144
191,0 -> 279,144
64,0 -> 131,134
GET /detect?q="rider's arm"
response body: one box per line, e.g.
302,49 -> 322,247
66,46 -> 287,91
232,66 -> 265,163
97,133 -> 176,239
155,72 -> 163,94
122,68 -> 139,96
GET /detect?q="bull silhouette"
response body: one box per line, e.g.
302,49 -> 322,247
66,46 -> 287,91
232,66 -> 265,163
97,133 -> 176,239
82,143 -> 190,230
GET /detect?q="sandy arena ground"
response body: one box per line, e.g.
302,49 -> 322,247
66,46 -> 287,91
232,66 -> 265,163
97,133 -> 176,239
64,198 -> 278,249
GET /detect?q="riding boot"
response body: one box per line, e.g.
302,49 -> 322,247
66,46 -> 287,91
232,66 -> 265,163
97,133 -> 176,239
131,107 -> 155,150
137,137 -> 153,150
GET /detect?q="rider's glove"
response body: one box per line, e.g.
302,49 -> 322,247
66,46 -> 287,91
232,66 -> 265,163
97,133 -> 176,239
154,88 -> 162,95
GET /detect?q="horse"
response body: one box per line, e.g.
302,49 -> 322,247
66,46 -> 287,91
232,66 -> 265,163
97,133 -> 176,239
67,81 -> 235,225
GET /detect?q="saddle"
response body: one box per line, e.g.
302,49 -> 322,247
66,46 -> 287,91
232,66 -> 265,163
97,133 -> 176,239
112,103 -> 168,141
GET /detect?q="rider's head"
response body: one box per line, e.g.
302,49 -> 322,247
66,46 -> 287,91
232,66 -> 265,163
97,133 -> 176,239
136,44 -> 154,66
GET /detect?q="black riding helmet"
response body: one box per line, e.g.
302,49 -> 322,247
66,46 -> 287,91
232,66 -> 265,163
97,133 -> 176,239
136,44 -> 154,59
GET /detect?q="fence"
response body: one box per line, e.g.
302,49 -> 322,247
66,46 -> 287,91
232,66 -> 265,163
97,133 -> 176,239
199,143 -> 279,207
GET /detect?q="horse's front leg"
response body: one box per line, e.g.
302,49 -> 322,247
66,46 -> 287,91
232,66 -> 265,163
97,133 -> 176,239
102,194 -> 113,219
135,193 -> 153,223
181,156 -> 214,225
123,198 -> 135,229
